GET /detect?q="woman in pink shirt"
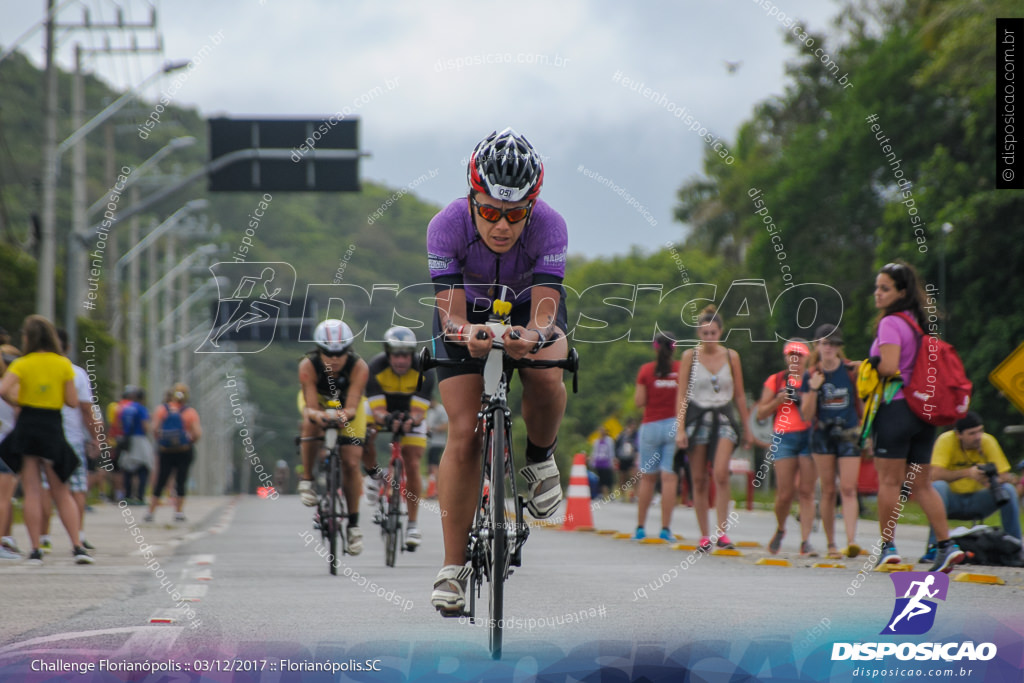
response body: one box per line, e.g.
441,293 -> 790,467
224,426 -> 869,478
869,261 -> 963,573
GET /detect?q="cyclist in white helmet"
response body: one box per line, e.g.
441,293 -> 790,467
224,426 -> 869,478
297,319 -> 369,555
426,128 -> 570,614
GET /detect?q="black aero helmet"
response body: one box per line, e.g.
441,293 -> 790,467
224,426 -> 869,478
467,127 -> 544,203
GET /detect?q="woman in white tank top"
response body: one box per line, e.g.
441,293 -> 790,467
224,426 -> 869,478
674,305 -> 752,551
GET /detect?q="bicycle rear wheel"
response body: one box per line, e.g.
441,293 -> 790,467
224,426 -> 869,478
488,417 -> 507,660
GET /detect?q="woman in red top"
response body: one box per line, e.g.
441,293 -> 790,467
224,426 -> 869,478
633,334 -> 681,541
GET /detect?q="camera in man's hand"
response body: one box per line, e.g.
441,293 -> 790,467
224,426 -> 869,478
979,463 -> 1012,507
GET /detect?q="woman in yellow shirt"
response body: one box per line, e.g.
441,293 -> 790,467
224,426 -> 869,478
0,315 -> 93,565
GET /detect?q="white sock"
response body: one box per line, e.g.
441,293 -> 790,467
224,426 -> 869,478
40,535 -> 51,544
79,531 -> 87,542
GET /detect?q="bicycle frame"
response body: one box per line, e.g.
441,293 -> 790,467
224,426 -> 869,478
303,401 -> 348,574
376,420 -> 408,567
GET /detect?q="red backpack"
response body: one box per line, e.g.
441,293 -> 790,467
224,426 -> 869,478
893,312 -> 972,426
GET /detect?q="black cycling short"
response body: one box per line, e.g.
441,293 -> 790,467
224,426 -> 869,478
873,399 -> 935,465
431,294 -> 568,382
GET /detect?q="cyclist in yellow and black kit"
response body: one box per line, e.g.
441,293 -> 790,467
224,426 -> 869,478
297,319 -> 369,555
364,326 -> 435,550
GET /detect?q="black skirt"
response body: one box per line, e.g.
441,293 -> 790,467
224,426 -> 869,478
0,406 -> 78,482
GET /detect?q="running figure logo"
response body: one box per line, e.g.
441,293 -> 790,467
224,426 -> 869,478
881,572 -> 949,635
196,262 -> 296,353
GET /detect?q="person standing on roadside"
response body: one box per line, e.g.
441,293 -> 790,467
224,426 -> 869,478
756,340 -> 816,557
675,305 -> 753,552
118,387 -> 153,505
634,333 -> 681,541
37,329 -> 103,553
801,324 -> 864,560
0,354 -> 20,560
615,418 -> 639,502
589,426 -> 616,499
0,315 -> 93,564
868,261 -> 963,573
146,383 -> 202,523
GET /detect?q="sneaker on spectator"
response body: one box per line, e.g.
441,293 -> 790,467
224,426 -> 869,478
80,539 -> 95,551
659,528 -> 673,542
27,549 -> 43,566
174,512 -> 186,523
699,536 -> 713,552
633,527 -> 646,540
73,546 -> 94,565
1,537 -> 22,555
0,546 -> 20,561
40,537 -> 52,554
928,542 -> 965,574
875,542 -> 902,568
918,544 -> 937,564
768,529 -> 785,555
800,540 -> 819,557
717,535 -> 736,550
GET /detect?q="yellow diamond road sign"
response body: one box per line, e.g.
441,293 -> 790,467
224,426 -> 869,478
989,342 -> 1024,416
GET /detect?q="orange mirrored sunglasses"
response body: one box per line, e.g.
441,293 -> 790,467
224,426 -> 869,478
470,196 -> 533,224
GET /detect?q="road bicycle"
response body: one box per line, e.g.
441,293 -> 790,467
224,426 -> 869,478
419,299 -> 579,659
374,413 -> 410,567
302,400 -> 349,574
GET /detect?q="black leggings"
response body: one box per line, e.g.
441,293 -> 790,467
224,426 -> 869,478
153,447 -> 195,498
124,466 -> 150,500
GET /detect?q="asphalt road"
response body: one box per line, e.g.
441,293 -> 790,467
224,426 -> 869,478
2,492 -> 1023,681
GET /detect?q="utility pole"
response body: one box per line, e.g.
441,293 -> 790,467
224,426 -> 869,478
65,28 -> 163,350
37,0 -> 59,319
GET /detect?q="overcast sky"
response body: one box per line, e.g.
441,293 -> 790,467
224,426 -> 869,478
1,0 -> 845,260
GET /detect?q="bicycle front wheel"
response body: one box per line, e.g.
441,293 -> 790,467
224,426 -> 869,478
328,454 -> 342,575
488,417 -> 507,660
385,464 -> 402,567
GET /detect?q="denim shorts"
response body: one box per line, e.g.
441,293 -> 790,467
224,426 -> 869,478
686,411 -> 738,446
767,430 -> 811,462
810,429 -> 859,458
638,418 -> 678,475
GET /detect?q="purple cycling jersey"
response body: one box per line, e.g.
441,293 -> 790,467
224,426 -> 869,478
426,197 -> 568,308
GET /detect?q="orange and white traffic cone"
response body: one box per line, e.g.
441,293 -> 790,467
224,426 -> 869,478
563,453 -> 595,531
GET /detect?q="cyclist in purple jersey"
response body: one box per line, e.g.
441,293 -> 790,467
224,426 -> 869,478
427,128 -> 569,615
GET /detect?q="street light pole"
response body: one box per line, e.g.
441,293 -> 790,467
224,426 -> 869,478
37,0 -> 59,319
44,59 -> 189,327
